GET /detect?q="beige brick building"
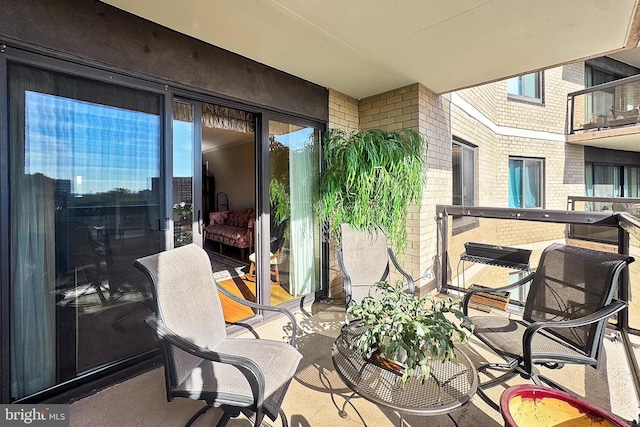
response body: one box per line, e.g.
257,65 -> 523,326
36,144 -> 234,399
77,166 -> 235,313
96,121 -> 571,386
327,58 -> 640,299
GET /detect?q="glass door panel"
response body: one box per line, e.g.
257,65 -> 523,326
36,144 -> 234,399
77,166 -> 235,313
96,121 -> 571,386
8,63 -> 162,399
172,100 -> 202,248
267,121 -> 321,305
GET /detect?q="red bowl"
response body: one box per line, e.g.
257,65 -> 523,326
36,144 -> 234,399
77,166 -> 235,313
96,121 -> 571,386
500,385 -> 628,427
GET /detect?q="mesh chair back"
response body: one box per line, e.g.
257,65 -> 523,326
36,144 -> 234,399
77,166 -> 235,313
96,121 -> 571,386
135,244 -> 228,387
271,219 -> 287,254
340,224 -> 390,304
523,243 -> 632,356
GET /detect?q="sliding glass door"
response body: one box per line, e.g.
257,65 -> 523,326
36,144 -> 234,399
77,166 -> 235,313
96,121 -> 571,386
265,120 -> 322,304
8,63 -> 162,399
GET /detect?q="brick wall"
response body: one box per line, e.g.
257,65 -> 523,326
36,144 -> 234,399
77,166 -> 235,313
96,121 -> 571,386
326,63 -> 587,298
328,89 -> 359,130
448,63 -> 586,287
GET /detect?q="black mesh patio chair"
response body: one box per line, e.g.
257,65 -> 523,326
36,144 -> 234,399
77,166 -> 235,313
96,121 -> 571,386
462,243 -> 634,410
337,224 -> 414,309
134,244 -> 302,427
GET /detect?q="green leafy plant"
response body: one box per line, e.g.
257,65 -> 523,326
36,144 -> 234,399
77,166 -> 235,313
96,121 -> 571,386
269,178 -> 290,224
316,128 -> 426,252
347,281 -> 473,383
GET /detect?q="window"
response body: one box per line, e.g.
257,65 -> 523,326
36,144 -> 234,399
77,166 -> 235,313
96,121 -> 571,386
585,162 -> 640,210
509,157 -> 544,208
507,72 -> 542,102
452,139 -> 475,206
452,138 -> 477,233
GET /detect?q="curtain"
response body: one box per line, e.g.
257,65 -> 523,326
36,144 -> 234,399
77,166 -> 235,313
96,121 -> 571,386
286,129 -> 317,296
9,67 -> 57,399
625,167 -> 640,198
508,160 -> 522,208
10,174 -> 57,398
524,161 -> 541,208
522,73 -> 538,98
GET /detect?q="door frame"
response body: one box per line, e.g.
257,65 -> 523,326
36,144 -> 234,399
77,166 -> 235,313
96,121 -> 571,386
259,112 -> 327,317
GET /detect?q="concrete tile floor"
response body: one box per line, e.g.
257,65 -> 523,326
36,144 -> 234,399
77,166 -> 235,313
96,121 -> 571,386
69,300 -> 639,427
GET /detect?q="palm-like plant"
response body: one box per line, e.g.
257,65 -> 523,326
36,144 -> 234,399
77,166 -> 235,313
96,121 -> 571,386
316,128 -> 426,252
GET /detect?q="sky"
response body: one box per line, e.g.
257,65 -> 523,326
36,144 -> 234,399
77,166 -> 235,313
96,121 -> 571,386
25,91 -> 162,195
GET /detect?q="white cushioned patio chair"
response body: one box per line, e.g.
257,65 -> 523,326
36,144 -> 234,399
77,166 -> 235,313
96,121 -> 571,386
463,243 -> 634,410
337,224 -> 415,308
134,244 -> 302,427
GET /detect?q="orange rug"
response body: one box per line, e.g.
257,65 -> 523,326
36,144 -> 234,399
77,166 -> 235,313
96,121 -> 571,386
217,276 -> 294,323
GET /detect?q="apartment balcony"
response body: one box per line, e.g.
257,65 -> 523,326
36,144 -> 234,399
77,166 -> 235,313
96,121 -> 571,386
567,74 -> 640,151
65,204 -> 640,426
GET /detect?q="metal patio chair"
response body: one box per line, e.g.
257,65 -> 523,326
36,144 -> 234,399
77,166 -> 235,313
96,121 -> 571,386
337,224 -> 415,308
134,244 -> 302,427
462,242 -> 634,410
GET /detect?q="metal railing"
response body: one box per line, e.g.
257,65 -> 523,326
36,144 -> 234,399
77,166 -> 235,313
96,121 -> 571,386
567,74 -> 640,134
435,204 -> 640,401
567,196 -> 640,244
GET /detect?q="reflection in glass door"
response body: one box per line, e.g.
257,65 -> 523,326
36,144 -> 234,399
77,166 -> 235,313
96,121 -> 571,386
172,100 -> 202,248
8,63 -> 161,399
267,121 -> 321,304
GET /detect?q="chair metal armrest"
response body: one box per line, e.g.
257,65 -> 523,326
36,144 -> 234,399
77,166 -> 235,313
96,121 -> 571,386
336,249 -> 354,307
387,248 -> 415,295
463,271 -> 536,315
215,283 -> 298,346
522,299 -> 627,371
145,314 -> 265,407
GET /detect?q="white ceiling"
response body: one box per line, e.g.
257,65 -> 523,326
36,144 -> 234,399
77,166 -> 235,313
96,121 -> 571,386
102,0 -> 640,99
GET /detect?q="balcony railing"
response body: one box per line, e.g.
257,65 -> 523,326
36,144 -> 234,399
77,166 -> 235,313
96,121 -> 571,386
567,196 -> 640,244
567,74 -> 640,134
435,204 -> 640,400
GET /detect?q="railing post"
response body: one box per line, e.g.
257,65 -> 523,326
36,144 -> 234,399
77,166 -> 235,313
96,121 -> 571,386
437,210 -> 449,293
567,94 -> 575,134
618,225 -> 630,327
617,222 -> 640,411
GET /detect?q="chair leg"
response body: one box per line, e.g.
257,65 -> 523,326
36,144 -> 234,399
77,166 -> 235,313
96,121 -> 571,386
215,412 -> 232,427
272,264 -> 280,284
185,404 -> 214,427
246,262 -> 256,281
474,362 -> 522,411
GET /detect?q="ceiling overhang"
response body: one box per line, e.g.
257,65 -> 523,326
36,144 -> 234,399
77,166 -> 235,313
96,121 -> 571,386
101,1 -> 640,99
567,126 -> 640,152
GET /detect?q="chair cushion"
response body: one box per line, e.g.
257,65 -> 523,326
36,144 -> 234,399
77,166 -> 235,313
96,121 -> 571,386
248,252 -> 278,264
470,315 -> 593,366
227,208 -> 254,228
175,337 -> 302,418
206,225 -> 252,248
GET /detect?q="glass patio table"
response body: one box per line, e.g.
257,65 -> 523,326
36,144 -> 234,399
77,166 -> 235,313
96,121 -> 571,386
331,321 -> 478,426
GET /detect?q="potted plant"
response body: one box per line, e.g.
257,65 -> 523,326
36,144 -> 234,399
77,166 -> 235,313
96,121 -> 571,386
347,280 -> 473,383
316,128 -> 426,252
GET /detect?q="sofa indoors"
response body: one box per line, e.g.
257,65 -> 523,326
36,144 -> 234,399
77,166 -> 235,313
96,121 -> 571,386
204,208 -> 254,259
